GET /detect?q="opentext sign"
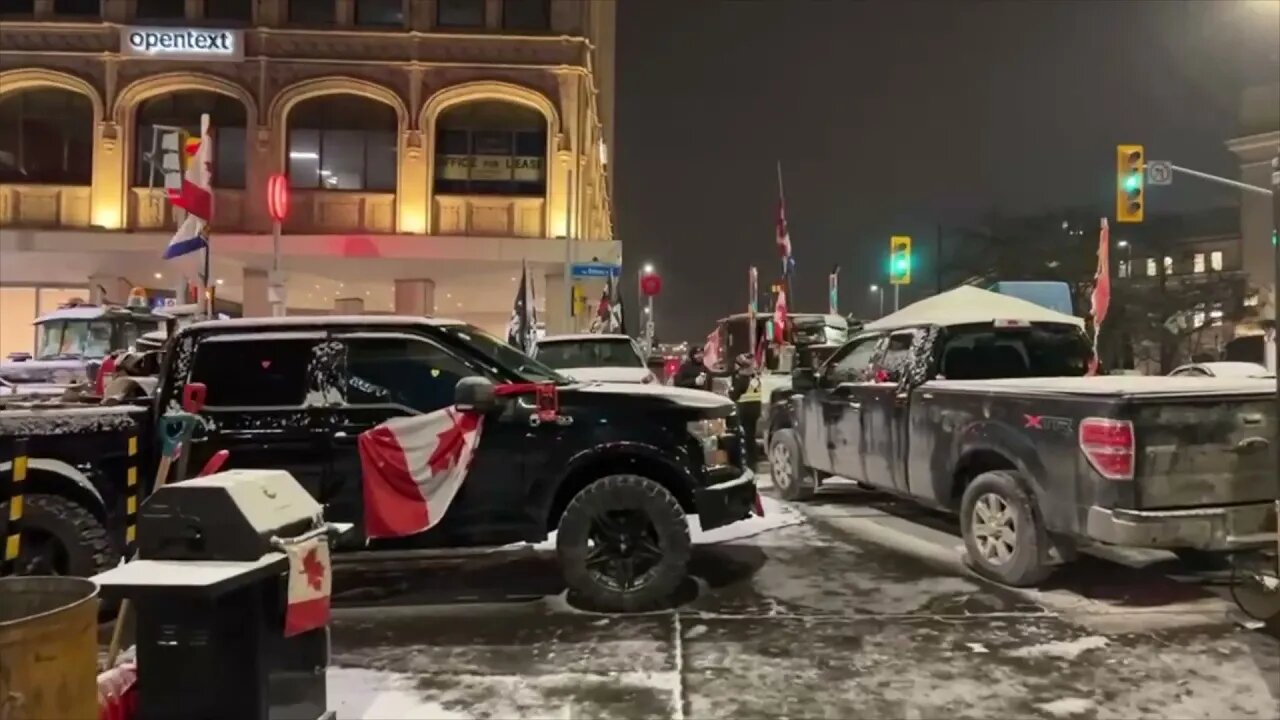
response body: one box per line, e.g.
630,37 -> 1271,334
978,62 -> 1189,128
120,26 -> 244,61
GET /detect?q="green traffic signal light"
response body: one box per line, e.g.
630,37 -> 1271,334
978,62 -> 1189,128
890,254 -> 910,274
1122,173 -> 1141,193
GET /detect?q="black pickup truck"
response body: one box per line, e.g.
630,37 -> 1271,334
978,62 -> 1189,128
767,314 -> 1278,586
1,316 -> 758,612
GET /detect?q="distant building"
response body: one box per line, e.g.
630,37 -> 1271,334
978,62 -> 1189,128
1225,81 -> 1279,335
0,0 -> 618,358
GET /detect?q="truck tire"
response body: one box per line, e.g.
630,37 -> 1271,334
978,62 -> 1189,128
960,470 -> 1052,586
768,429 -> 815,501
2,493 -> 120,578
556,474 -> 692,613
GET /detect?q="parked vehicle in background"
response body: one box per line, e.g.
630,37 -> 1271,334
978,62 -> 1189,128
0,300 -> 166,390
1169,361 -> 1273,378
768,286 -> 1278,586
533,334 -> 657,384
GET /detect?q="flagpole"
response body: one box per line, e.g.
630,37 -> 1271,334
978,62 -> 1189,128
777,160 -> 793,343
199,113 -> 213,319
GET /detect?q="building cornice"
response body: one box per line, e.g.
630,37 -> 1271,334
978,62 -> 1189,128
1225,130 -> 1280,161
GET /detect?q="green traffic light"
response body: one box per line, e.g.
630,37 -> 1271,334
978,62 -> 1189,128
1122,173 -> 1142,192
890,254 -> 910,276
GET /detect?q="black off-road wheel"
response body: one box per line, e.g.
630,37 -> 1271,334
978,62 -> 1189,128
768,428 -> 815,501
556,474 -> 692,613
960,470 -> 1052,587
3,493 -> 120,577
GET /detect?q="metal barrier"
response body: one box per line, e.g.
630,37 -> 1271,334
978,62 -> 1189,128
2,438 -> 28,577
125,435 -> 139,556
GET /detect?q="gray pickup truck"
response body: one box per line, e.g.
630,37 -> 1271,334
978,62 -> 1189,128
767,290 -> 1278,586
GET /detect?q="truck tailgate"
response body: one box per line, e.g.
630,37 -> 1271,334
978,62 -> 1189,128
1134,396 -> 1277,509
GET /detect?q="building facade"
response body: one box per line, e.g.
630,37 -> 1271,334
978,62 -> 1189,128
0,0 -> 618,357
1225,81 -> 1279,334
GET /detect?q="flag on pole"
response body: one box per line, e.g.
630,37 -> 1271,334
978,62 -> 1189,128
828,264 -> 840,315
776,199 -> 792,266
506,261 -> 536,352
1088,218 -> 1112,375
162,116 -> 212,260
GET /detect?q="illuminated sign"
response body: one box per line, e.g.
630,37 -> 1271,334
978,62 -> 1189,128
437,155 -> 545,183
120,26 -> 243,61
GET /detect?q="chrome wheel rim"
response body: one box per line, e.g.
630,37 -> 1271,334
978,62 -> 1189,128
972,493 -> 1017,566
770,442 -> 792,489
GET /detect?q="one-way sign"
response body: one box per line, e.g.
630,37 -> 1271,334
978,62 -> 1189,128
1147,161 -> 1172,186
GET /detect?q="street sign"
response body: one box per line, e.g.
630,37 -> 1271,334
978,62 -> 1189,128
570,262 -> 620,279
1147,161 -> 1172,186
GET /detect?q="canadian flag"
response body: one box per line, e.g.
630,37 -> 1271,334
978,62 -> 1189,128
357,408 -> 484,538
283,535 -> 331,638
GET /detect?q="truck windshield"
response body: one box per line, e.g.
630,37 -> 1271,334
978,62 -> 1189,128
535,339 -> 643,369
35,320 -> 114,360
939,323 -> 1092,379
439,324 -> 570,384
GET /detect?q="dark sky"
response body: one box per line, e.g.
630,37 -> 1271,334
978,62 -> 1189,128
614,0 -> 1280,341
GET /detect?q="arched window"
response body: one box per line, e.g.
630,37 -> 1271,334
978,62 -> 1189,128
287,94 -> 397,192
0,88 -> 94,185
133,91 -> 247,188
435,101 -> 546,196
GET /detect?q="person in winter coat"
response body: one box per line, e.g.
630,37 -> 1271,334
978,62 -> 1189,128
673,346 -> 711,390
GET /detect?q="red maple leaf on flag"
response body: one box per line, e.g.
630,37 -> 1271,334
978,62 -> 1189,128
427,410 -> 480,475
300,547 -> 326,591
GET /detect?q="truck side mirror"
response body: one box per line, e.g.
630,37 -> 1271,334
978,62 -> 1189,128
455,377 -> 497,413
792,367 -> 816,391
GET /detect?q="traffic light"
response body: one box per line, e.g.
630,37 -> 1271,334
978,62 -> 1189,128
1116,144 -> 1145,223
889,236 -> 912,285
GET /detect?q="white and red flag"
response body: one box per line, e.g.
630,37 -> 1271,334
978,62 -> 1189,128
357,408 -> 484,538
1088,218 -> 1112,375
163,115 -> 212,259
773,288 -> 788,343
283,534 -> 331,637
702,328 -> 722,371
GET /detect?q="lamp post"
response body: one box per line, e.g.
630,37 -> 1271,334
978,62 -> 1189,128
870,284 -> 884,318
639,263 -> 660,352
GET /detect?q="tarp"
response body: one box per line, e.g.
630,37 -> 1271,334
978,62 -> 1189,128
863,285 -> 1084,333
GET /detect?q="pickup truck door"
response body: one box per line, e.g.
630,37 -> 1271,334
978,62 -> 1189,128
327,332 -> 530,548
861,330 -> 920,493
804,334 -> 883,480
183,332 -> 332,498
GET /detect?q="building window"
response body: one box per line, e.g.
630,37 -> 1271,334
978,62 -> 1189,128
287,95 -> 398,192
1145,258 -> 1156,277
0,0 -> 35,16
54,0 -> 99,16
1118,260 -> 1130,279
135,0 -> 185,20
1210,250 -> 1223,271
289,0 -> 335,25
356,0 -> 403,26
133,91 -> 247,189
437,0 -> 484,28
435,101 -> 547,196
206,0 -> 252,22
502,0 -> 549,31
1193,252 -> 1206,273
0,88 -> 94,185
1163,256 -> 1173,275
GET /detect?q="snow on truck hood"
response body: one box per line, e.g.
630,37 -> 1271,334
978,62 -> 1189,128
574,381 -> 733,409
931,375 -> 1276,397
560,366 -> 653,383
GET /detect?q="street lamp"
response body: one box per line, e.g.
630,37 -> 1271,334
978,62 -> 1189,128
870,284 -> 884,318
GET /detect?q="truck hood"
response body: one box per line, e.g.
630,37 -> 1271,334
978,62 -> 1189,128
931,375 -> 1276,398
560,366 -> 654,384
0,358 -> 91,385
570,381 -> 733,410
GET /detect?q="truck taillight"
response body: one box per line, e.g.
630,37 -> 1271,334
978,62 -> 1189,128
1079,417 -> 1134,481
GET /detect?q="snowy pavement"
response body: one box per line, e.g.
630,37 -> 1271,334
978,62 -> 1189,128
325,481 -> 1280,719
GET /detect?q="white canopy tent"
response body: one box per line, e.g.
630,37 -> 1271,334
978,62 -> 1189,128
863,285 -> 1085,332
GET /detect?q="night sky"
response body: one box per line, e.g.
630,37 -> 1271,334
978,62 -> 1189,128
614,0 -> 1280,341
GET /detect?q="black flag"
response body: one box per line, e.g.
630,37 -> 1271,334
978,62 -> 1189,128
506,261 -> 534,352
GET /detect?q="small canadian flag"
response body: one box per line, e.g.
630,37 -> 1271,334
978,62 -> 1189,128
283,535 -> 331,637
